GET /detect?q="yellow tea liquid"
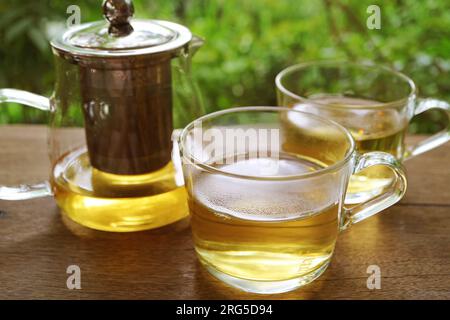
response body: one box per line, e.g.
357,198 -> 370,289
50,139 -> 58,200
189,156 -> 339,283
52,148 -> 188,232
348,126 -> 406,200
289,96 -> 407,203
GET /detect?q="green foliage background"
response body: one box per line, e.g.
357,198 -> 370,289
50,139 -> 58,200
0,0 -> 449,133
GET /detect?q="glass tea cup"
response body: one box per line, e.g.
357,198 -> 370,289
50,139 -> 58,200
178,107 -> 407,294
276,61 -> 449,204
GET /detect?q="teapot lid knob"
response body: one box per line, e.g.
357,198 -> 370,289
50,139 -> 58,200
103,0 -> 134,36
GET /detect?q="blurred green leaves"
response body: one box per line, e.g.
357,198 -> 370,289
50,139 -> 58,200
0,0 -> 449,133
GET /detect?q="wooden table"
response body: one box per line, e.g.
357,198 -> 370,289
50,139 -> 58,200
1,125 -> 449,300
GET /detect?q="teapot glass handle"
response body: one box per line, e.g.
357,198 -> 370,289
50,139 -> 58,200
173,35 -> 206,129
0,89 -> 52,200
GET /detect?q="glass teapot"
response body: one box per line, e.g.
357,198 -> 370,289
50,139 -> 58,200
0,0 -> 204,232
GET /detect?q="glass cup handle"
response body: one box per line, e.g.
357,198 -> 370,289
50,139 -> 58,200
404,98 -> 450,160
342,152 -> 407,229
0,88 -> 52,200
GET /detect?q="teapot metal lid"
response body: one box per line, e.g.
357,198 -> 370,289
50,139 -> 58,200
51,0 -> 192,58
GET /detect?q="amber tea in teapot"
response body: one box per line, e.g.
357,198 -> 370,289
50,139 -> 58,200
52,148 -> 187,231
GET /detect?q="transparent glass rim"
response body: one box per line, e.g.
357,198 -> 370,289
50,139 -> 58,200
275,60 -> 417,109
179,106 -> 356,181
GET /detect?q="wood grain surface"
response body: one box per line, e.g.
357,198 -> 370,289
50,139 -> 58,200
0,125 -> 449,300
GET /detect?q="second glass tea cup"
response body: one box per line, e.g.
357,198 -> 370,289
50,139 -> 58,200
276,61 -> 449,204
